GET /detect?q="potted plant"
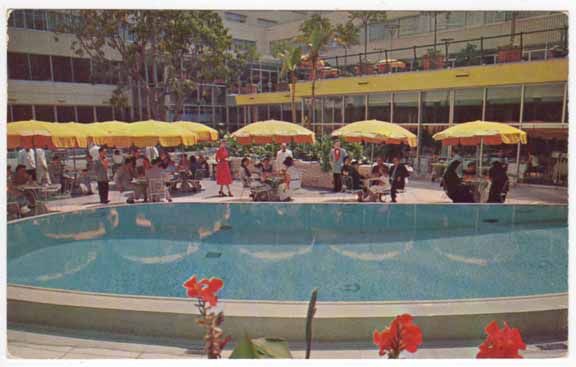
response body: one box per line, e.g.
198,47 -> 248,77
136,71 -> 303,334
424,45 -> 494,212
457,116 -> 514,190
497,11 -> 522,63
497,45 -> 522,63
421,48 -> 444,70
454,43 -> 481,67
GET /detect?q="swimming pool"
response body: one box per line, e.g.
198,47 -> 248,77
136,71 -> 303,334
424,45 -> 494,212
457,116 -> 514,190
7,203 -> 568,302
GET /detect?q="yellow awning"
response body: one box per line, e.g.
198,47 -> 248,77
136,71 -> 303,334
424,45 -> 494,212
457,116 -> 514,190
432,121 -> 528,146
231,120 -> 315,145
331,120 -> 417,147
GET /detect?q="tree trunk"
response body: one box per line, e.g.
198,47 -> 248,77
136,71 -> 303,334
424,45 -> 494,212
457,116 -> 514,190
290,72 -> 297,123
310,62 -> 317,128
510,12 -> 517,45
364,22 -> 368,64
433,13 -> 437,54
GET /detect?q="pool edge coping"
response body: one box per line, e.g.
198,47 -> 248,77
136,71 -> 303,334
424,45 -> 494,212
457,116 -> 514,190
8,284 -> 568,319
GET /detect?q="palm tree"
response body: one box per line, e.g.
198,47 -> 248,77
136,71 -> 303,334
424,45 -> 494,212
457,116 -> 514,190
303,23 -> 334,127
334,21 -> 360,72
348,11 -> 387,64
297,15 -> 334,126
276,46 -> 302,124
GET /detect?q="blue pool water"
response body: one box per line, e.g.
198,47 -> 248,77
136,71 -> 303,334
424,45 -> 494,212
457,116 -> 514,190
7,203 -> 567,302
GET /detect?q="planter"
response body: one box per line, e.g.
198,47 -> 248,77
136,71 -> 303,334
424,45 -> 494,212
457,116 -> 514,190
354,63 -> 375,75
421,54 -> 445,70
497,46 -> 522,63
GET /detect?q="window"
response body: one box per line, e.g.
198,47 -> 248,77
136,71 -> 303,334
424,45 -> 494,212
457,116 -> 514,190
257,18 -> 278,27
446,12 -> 466,29
393,92 -> 418,123
8,53 -> 29,80
12,105 -> 34,121
485,86 -> 521,123
465,11 -> 484,27
368,20 -> 399,41
224,12 -> 247,23
282,103 -> 297,123
398,16 -> 419,37
56,106 -> 76,122
77,106 -> 94,123
523,84 -> 564,123
198,107 -> 214,124
323,96 -> 343,125
26,10 -> 48,31
214,86 -> 227,105
257,105 -> 269,121
454,88 -> 483,123
270,104 -> 282,120
52,56 -> 72,82
8,10 -> 26,28
96,106 -> 113,122
421,90 -> 450,124
484,11 -> 508,24
368,93 -> 391,121
72,58 -> 91,83
29,54 -> 51,80
214,107 -> 226,127
34,105 -> 55,121
345,95 -> 366,122
232,39 -> 256,50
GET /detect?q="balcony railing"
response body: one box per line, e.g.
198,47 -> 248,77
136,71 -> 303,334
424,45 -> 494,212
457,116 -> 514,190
237,26 -> 568,94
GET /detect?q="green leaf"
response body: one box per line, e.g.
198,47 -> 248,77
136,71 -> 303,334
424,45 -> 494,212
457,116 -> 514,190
229,336 -> 293,359
229,335 -> 257,359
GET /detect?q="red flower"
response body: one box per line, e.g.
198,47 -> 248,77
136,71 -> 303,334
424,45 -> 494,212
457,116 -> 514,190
373,314 -> 423,358
183,276 -> 224,307
476,320 -> 526,358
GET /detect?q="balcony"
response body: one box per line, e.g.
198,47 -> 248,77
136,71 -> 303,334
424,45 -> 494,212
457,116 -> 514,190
236,27 -> 568,95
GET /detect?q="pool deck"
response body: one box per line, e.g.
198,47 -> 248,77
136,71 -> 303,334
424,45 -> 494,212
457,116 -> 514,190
9,178 -> 568,359
7,323 -> 567,359
43,178 -> 567,214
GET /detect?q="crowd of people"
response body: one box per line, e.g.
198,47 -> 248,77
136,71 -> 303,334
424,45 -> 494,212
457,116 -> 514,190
8,139 -> 517,215
226,142 -> 301,201
440,149 -> 509,203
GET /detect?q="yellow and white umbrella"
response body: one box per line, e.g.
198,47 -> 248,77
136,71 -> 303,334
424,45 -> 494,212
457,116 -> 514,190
231,120 -> 315,145
432,121 -> 527,146
331,119 -> 417,147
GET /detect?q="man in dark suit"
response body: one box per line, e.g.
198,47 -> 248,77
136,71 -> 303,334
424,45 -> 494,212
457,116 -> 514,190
388,156 -> 409,203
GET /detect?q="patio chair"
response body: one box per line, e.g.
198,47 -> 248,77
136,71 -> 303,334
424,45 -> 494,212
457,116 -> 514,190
147,177 -> 170,202
7,201 -> 22,220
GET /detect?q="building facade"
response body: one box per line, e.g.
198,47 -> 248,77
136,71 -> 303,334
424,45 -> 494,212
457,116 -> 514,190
6,10 -> 569,184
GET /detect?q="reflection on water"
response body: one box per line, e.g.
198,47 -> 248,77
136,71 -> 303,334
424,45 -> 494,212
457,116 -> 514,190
329,241 -> 413,261
45,223 -> 107,241
7,204 -> 568,302
237,243 -> 313,262
116,241 -> 200,264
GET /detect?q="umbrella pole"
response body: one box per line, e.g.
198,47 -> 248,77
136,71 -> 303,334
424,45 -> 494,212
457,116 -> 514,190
478,138 -> 484,177
515,142 -> 521,184
370,143 -> 374,163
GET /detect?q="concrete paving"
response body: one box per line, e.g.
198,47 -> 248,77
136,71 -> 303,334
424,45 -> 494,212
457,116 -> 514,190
6,323 -> 568,359
41,178 -> 567,215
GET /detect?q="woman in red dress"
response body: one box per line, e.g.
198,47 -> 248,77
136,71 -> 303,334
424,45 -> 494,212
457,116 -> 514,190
215,140 -> 233,197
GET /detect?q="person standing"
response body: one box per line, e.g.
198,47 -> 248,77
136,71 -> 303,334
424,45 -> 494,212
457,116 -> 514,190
275,143 -> 293,172
24,148 -> 36,181
329,140 -> 347,192
35,146 -> 51,185
17,147 -> 27,166
389,156 -> 409,203
215,140 -> 233,197
89,143 -> 100,161
94,147 -> 110,204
